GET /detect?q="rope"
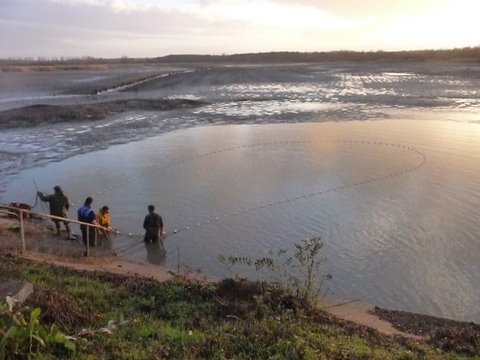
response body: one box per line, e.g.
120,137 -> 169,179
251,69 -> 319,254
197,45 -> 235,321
33,177 -> 47,213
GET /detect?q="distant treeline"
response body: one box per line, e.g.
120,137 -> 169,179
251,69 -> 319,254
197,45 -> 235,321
1,47 -> 480,66
159,47 -> 480,64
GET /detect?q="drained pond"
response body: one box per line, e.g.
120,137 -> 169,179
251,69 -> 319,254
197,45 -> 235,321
1,63 -> 480,323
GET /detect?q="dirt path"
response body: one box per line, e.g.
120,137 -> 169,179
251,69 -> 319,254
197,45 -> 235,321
19,248 -> 418,338
22,251 -> 176,282
321,298 -> 421,338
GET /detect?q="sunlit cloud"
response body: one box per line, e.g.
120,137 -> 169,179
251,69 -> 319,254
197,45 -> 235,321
190,1 -> 351,31
1,0 -> 479,57
49,0 -> 154,12
365,2 -> 480,50
48,0 -> 350,31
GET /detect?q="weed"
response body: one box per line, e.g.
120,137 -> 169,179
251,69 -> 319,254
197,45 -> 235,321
218,236 -> 332,304
0,297 -> 75,359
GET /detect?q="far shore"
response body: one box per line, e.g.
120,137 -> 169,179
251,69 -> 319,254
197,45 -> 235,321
2,46 -> 480,69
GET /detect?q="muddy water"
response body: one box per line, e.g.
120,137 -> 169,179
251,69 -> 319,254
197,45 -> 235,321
4,120 -> 480,322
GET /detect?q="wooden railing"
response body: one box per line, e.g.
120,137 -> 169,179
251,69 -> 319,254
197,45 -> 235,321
0,204 -> 108,257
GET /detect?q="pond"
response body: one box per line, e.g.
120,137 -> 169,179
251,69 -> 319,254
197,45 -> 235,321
4,119 -> 480,322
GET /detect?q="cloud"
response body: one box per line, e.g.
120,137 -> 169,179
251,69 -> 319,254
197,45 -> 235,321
191,0 -> 351,31
1,0 -> 203,37
0,0 -> 258,57
48,0 -> 152,13
1,0 -> 478,58
267,0 -> 442,18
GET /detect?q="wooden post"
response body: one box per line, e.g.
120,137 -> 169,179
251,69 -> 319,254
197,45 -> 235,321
86,226 -> 90,257
20,210 -> 26,254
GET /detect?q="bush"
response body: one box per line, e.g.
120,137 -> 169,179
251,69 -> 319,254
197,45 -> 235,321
218,236 -> 332,305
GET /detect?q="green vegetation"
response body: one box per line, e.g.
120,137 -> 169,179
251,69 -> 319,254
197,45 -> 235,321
0,253 -> 479,359
1,299 -> 75,359
219,237 -> 332,304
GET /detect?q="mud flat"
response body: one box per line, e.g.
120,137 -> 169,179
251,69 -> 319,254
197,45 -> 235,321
0,99 -> 206,129
0,63 -> 204,127
0,63 -> 193,111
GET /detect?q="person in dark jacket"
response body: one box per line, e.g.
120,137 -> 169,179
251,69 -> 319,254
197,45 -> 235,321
77,197 -> 97,246
143,205 -> 163,242
37,185 -> 72,239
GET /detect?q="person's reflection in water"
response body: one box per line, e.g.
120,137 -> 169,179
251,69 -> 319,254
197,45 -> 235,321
98,232 -> 114,250
144,238 -> 166,265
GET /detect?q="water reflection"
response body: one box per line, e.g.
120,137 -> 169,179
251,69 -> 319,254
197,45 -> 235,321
96,231 -> 113,250
145,239 -> 166,265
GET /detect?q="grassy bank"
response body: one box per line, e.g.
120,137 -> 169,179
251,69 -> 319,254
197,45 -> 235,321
1,253 -> 478,359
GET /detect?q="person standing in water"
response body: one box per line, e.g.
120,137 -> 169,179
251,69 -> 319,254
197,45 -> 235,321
143,204 -> 163,242
96,205 -> 114,247
37,185 -> 73,239
77,197 -> 97,246
97,205 -> 113,233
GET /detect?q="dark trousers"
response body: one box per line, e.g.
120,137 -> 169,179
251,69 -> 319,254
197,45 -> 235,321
81,225 -> 97,247
53,220 -> 71,235
144,227 -> 160,242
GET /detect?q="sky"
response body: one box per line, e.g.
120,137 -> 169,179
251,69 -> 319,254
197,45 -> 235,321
1,0 -> 479,58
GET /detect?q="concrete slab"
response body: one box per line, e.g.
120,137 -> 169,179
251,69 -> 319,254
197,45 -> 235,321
0,280 -> 33,304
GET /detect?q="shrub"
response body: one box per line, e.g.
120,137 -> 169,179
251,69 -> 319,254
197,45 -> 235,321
218,237 -> 332,305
